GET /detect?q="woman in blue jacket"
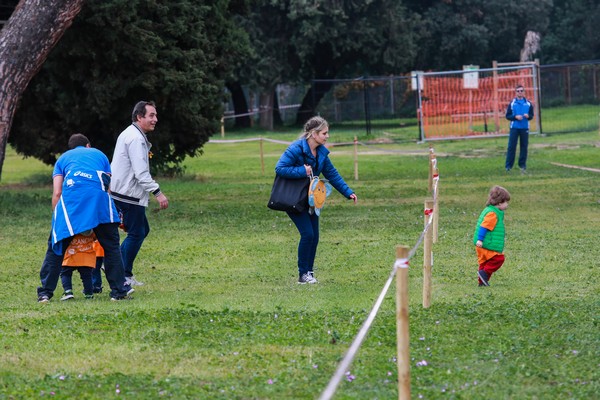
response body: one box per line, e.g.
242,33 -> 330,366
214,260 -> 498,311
275,116 -> 357,284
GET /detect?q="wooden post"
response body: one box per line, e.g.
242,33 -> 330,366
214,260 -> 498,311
221,117 -> 225,138
534,59 -> 542,135
259,137 -> 265,175
428,146 -> 434,192
353,136 -> 359,181
423,199 -> 434,308
432,167 -> 439,243
492,60 -> 500,133
395,245 -> 410,400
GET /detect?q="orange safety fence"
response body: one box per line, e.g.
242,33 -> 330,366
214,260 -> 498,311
420,67 -> 538,140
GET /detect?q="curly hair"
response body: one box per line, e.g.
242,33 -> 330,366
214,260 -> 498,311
486,185 -> 511,206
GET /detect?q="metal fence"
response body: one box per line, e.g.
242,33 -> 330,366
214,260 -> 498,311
414,64 -> 540,140
224,60 -> 600,140
538,61 -> 600,134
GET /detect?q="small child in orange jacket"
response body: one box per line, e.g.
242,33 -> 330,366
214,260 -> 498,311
60,231 -> 103,300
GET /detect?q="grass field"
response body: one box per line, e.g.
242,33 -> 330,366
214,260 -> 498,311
1,128 -> 599,399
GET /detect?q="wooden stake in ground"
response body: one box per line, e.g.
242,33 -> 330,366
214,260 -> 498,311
432,166 -> 439,243
259,137 -> 265,175
428,147 -> 435,192
423,199 -> 434,308
395,245 -> 410,400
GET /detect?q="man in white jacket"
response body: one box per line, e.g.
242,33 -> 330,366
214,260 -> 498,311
110,101 -> 169,286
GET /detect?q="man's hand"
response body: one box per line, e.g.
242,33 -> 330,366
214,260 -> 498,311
156,193 -> 169,209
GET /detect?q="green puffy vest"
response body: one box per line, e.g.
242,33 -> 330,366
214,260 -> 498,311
473,205 -> 505,252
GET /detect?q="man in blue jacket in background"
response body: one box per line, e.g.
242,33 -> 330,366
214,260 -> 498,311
505,84 -> 534,173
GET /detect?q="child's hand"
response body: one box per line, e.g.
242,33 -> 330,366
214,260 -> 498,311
476,240 -> 483,248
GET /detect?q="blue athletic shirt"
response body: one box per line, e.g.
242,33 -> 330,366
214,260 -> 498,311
51,146 -> 119,254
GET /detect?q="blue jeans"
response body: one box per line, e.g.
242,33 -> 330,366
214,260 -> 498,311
91,256 -> 104,292
287,210 -> 319,276
114,200 -> 150,278
505,128 -> 529,170
61,267 -> 93,296
38,223 -> 129,299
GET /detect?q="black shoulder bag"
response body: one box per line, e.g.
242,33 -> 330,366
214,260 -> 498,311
267,154 -> 310,213
267,175 -> 310,213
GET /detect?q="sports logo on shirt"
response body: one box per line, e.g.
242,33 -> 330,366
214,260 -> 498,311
74,171 -> 93,179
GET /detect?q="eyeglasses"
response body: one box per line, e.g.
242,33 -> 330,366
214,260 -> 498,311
516,89 -> 524,92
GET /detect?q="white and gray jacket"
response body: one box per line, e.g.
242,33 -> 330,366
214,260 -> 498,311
110,123 -> 161,207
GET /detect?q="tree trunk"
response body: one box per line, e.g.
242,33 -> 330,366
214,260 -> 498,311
258,91 -> 274,131
0,0 -> 84,181
272,88 -> 282,126
225,81 -> 251,128
295,80 -> 335,126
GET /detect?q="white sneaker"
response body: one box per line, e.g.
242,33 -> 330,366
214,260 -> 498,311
298,272 -> 318,284
125,276 -> 144,286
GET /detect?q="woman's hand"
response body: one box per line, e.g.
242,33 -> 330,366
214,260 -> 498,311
349,193 -> 357,204
304,164 -> 313,176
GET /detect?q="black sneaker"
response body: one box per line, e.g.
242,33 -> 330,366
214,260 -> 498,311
60,290 -> 75,301
477,270 -> 490,286
93,287 -> 103,294
110,295 -> 132,301
38,295 -> 50,303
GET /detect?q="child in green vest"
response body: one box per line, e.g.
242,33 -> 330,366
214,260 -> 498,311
473,186 -> 511,286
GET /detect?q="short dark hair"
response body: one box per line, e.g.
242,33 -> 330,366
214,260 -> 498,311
68,133 -> 90,149
132,101 -> 156,122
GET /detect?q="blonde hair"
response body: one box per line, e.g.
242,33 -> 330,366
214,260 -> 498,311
300,116 -> 329,139
486,185 -> 511,206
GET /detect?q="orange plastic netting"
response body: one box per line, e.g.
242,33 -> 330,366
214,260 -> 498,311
420,69 -> 537,140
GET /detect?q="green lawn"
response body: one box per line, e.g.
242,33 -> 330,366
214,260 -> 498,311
0,129 -> 599,399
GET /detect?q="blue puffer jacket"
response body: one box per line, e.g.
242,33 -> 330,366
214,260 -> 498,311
275,139 -> 354,199
505,97 -> 534,130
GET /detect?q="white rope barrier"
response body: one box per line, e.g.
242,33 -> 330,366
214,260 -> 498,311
208,137 -> 429,154
320,165 -> 439,399
319,259 -> 405,400
208,137 -> 292,145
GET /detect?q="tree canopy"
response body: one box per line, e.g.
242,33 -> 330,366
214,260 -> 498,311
9,0 -> 249,173
414,0 -> 552,70
227,0 -> 420,125
541,0 -> 600,64
4,0 -> 599,172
